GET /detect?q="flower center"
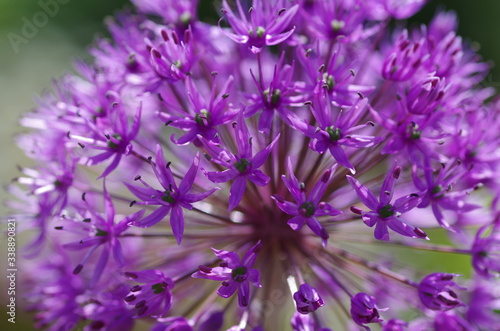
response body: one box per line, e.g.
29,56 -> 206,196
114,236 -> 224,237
379,204 -> 394,218
323,73 -> 335,91
299,202 -> 316,217
162,191 -> 176,204
107,134 -> 122,149
195,109 -> 210,126
231,266 -> 248,282
95,229 -> 108,237
326,126 -> 341,141
331,19 -> 345,32
431,185 -> 445,198
151,282 -> 168,294
234,158 -> 251,173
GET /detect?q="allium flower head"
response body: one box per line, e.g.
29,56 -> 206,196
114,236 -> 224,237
9,0 -> 500,330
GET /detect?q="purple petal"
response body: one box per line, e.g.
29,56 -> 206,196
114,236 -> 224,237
309,165 -> 337,205
153,144 -> 176,191
129,104 -> 142,139
380,165 -> 400,205
315,203 -> 342,217
98,153 -> 122,179
346,176 -> 379,211
112,240 -> 125,267
431,203 -> 453,230
267,5 -> 299,35
124,269 -> 164,283
125,183 -> 157,202
207,169 -> 237,183
102,180 -> 115,223
217,280 -> 239,299
258,109 -> 274,134
248,169 -> 270,187
251,134 -> 280,168
192,266 -> 232,281
288,215 -> 306,231
387,218 -> 428,240
362,213 -> 380,227
116,209 -> 146,234
229,176 -> 247,211
63,237 -> 102,251
211,248 -> 241,269
179,153 -> 200,194
272,195 -> 299,216
248,269 -> 261,287
91,247 -> 110,285
135,206 -> 171,228
85,151 -> 114,166
393,194 -> 422,213
374,220 -> 390,241
235,111 -> 252,158
183,187 -> 219,203
238,281 -> 250,307
170,205 -> 185,245
329,145 -> 355,175
306,217 -> 330,246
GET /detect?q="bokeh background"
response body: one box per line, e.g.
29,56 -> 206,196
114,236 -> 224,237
1,1 -> 499,330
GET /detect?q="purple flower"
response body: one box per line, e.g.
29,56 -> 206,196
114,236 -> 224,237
159,75 -> 237,145
272,159 -> 341,246
301,0 -> 375,43
296,47 -> 375,105
418,273 -> 465,311
70,100 -> 142,178
406,74 -> 447,115
293,283 -> 325,314
124,269 -> 175,318
347,164 -> 428,241
220,0 -> 298,53
350,292 -> 387,331
201,112 -> 279,210
63,182 -> 145,284
382,29 -> 427,81
412,161 -> 479,230
192,241 -> 262,307
16,159 -> 74,213
472,225 -> 500,278
244,53 -> 303,134
146,27 -> 195,87
289,95 -> 383,174
126,145 -> 218,244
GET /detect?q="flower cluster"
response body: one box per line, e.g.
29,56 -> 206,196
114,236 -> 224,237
9,0 -> 500,330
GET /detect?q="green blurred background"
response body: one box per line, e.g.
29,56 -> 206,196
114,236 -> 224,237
0,0 -> 499,330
